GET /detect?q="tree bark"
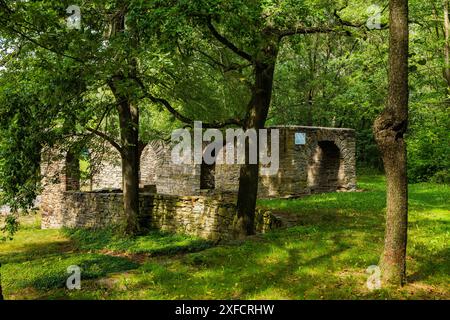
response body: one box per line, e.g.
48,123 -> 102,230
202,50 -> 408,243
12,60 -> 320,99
108,76 -> 141,236
118,99 -> 140,236
444,1 -> 450,89
373,0 -> 409,286
234,57 -> 277,238
105,4 -> 141,236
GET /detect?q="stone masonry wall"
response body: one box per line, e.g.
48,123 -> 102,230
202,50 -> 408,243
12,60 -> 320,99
207,126 -> 356,197
41,191 -> 278,241
89,126 -> 356,198
182,126 -> 356,198
41,192 -> 152,230
91,151 -> 122,190
259,126 -> 356,197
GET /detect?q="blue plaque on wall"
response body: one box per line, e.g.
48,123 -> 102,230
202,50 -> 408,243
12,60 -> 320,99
295,132 -> 306,145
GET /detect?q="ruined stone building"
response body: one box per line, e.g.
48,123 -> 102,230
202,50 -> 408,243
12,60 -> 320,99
39,126 -> 356,240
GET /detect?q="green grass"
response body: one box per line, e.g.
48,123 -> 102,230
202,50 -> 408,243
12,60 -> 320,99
0,174 -> 448,300
63,228 -> 213,255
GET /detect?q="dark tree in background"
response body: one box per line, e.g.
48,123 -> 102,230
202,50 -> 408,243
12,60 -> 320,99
373,0 -> 409,285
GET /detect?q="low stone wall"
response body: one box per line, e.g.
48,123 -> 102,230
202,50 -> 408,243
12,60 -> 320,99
41,191 -> 279,241
41,192 -> 152,230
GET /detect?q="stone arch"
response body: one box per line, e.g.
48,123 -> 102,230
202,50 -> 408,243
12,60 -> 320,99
306,128 -> 357,193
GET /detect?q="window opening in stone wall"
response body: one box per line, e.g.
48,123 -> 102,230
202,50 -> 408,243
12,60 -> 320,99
200,149 -> 216,190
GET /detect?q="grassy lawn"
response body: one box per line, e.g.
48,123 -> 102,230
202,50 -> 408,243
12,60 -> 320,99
0,174 -> 448,300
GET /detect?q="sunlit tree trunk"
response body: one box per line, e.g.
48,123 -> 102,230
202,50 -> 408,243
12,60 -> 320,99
107,5 -> 141,236
373,0 -> 409,286
234,50 -> 278,238
443,1 -> 450,89
118,101 -> 141,236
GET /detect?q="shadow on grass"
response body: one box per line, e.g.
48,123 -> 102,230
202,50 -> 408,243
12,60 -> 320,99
63,228 -> 214,256
110,209 -> 383,299
1,228 -> 213,297
117,182 -> 448,299
0,239 -> 74,265
408,244 -> 450,283
122,230 -> 369,299
2,253 -> 139,292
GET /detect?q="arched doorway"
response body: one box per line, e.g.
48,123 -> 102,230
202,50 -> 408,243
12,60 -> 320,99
307,141 -> 341,193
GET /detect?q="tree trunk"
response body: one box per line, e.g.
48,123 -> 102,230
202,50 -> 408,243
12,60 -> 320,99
104,6 -> 141,236
234,58 -> 277,238
118,101 -> 140,236
373,0 -> 409,286
307,88 -> 314,126
444,1 -> 450,89
108,75 -> 141,236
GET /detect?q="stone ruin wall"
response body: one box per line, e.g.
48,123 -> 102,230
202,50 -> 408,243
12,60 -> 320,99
259,126 -> 357,197
211,126 -> 356,197
39,148 -> 279,240
39,126 -> 356,239
41,191 -> 278,241
87,126 -> 356,198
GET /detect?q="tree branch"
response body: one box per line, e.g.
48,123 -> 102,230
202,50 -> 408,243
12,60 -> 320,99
1,23 -> 85,63
132,76 -> 243,128
279,26 -> 341,38
333,7 -> 389,31
146,92 -> 242,128
206,17 -> 253,62
86,127 -> 123,155
196,49 -> 251,72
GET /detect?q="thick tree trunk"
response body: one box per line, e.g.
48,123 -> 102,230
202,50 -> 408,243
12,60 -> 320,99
373,0 -> 409,286
234,59 -> 277,238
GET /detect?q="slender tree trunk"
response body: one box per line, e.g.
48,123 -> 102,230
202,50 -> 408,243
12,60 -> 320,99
118,100 -> 140,236
234,57 -> 277,238
105,4 -> 141,236
373,0 -> 409,286
307,88 -> 314,126
443,1 -> 450,89
108,75 -> 141,236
